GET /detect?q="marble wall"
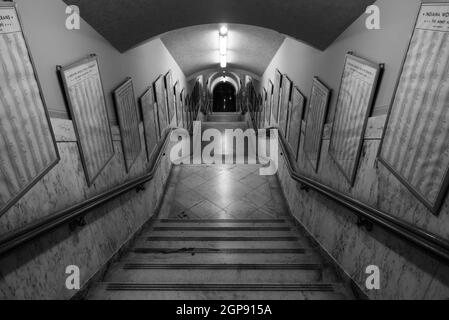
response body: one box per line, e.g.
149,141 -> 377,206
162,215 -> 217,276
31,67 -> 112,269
0,119 -> 174,299
277,115 -> 449,299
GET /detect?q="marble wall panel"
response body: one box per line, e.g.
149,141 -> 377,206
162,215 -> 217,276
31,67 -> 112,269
280,115 -> 449,299
0,118 -> 174,299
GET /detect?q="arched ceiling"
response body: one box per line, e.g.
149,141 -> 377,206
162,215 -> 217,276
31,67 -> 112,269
160,24 -> 285,77
63,0 -> 375,53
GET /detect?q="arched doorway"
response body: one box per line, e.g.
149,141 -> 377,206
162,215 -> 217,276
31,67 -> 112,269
213,82 -> 236,112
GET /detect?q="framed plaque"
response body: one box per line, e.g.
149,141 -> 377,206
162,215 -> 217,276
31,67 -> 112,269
287,87 -> 306,161
113,78 -> 141,172
58,55 -> 114,186
267,80 -> 274,125
154,75 -> 169,134
181,89 -> 188,129
140,86 -> 160,161
0,3 -> 59,216
174,81 -> 182,127
303,77 -> 331,172
165,71 -> 176,125
329,53 -> 383,186
261,88 -> 267,128
379,2 -> 449,214
272,70 -> 282,124
279,75 -> 292,138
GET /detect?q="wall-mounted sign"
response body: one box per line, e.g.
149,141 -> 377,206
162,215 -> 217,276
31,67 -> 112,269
140,86 -> 160,162
58,55 -> 114,186
379,2 -> 449,214
0,3 -> 59,216
287,87 -> 306,161
154,75 -> 169,134
303,77 -> 331,172
113,78 -> 142,172
329,53 -> 382,186
279,75 -> 292,138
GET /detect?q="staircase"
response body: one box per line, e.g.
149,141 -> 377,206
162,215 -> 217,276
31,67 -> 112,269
87,217 -> 353,300
86,115 -> 354,300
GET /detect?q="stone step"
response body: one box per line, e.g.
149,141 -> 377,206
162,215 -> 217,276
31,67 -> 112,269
103,264 -> 323,283
120,253 -> 321,264
87,283 -> 349,300
133,240 -> 304,249
142,230 -> 297,238
151,226 -> 292,232
131,247 -> 307,254
157,219 -> 290,225
145,236 -> 300,241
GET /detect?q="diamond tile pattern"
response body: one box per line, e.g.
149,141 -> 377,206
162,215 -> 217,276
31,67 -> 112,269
161,164 -> 288,220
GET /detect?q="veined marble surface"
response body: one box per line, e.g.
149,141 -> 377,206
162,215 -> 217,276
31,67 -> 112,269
0,119 -> 174,299
277,115 -> 449,299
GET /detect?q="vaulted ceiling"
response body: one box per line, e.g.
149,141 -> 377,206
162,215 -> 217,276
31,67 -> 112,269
160,24 -> 285,77
64,0 -> 375,76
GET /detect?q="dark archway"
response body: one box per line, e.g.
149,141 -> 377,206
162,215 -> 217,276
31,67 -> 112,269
213,82 -> 236,112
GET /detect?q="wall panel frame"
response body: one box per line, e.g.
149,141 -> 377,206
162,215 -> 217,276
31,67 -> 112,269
303,77 -> 331,172
113,78 -> 142,172
287,87 -> 306,161
279,74 -> 293,138
165,70 -> 176,126
378,1 -> 449,214
272,70 -> 282,125
140,86 -> 160,162
0,3 -> 59,216
154,75 -> 169,135
58,54 -> 114,186
329,53 -> 383,186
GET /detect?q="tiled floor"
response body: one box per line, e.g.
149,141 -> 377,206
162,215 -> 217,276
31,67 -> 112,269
159,164 -> 290,220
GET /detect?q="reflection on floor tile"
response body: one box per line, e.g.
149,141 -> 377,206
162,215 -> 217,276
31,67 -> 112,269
159,164 -> 287,220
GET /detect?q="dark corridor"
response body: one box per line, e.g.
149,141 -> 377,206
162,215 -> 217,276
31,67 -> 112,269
213,82 -> 236,112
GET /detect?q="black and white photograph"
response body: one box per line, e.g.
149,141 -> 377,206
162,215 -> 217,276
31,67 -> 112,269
1,0 -> 449,311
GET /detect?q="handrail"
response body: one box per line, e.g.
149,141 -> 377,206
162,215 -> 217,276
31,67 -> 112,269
273,128 -> 449,263
0,129 -> 172,257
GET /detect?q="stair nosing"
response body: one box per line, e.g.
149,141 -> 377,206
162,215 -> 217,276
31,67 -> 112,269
104,282 -> 336,292
152,227 -> 291,231
158,219 -> 287,223
145,236 -> 300,241
132,248 -> 307,254
121,263 -> 322,270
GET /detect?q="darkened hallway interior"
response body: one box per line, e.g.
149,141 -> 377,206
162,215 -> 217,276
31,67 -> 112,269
213,82 -> 236,112
1,0 -> 449,302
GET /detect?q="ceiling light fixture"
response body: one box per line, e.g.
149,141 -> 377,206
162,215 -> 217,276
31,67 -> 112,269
219,25 -> 228,68
219,25 -> 228,36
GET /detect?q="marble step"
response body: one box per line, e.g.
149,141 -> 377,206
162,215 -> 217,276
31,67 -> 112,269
158,219 -> 288,223
133,240 -> 304,249
151,226 -> 292,232
154,220 -> 291,228
121,253 -> 321,264
87,283 -> 349,300
131,247 -> 307,254
145,236 -> 300,241
144,230 -> 297,238
103,265 -> 323,283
